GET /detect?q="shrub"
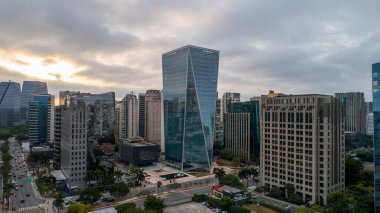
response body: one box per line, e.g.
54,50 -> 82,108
192,194 -> 208,202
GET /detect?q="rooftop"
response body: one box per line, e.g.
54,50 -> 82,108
220,185 -> 243,194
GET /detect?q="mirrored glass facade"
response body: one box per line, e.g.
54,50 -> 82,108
163,45 -> 219,172
373,62 -> 380,212
0,81 -> 21,127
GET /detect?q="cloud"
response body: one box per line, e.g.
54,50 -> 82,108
0,0 -> 379,101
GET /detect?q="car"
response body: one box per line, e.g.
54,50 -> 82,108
20,199 -> 25,203
26,193 -> 30,197
19,184 -> 23,187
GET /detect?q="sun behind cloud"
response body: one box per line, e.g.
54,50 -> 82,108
0,50 -> 86,82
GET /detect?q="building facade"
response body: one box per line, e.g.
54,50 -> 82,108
260,93 -> 345,205
138,93 -> 146,138
115,101 -> 122,144
366,112 -> 374,136
120,93 -> 138,140
145,90 -> 162,145
221,92 -> 240,121
214,98 -> 224,145
60,100 -> 87,191
224,100 -> 260,162
21,81 -> 48,123
372,62 -> 380,212
0,81 -> 21,127
53,106 -> 62,169
163,45 -> 219,172
28,94 -> 54,147
335,92 -> 366,134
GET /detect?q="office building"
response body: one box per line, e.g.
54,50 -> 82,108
28,94 -> 55,147
21,81 -> 48,122
224,100 -> 260,162
60,99 -> 87,191
145,90 -> 162,145
163,45 -> 219,172
221,92 -> 240,121
366,112 -> 374,135
120,93 -> 138,140
59,91 -> 79,106
372,62 -> 380,211
138,93 -> 145,138
335,92 -> 366,133
260,91 -> 345,205
119,139 -> 160,167
64,92 -> 115,143
0,81 -> 21,127
366,101 -> 373,114
53,106 -> 62,169
214,98 -> 224,145
115,101 -> 122,144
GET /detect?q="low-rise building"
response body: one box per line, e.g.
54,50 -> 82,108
119,139 -> 160,167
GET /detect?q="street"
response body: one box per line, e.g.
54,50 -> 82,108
7,138 -> 45,212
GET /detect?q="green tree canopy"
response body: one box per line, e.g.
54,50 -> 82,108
220,174 -> 242,188
144,195 -> 165,213
110,182 -> 130,198
79,187 -> 101,204
67,203 -> 92,213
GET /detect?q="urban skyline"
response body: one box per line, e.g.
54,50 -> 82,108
0,1 -> 379,101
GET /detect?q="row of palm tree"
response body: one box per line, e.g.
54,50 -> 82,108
238,167 -> 259,186
130,167 -> 145,186
85,169 -> 114,186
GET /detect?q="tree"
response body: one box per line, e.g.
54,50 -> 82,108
114,170 -> 123,182
249,167 -> 259,184
79,187 -> 101,204
131,167 -> 145,186
156,181 -> 162,195
231,156 -> 241,174
288,193 -> 303,204
345,155 -> 363,185
220,196 -> 233,210
220,174 -> 242,188
67,203 -> 92,213
110,182 -> 130,198
53,193 -> 64,213
269,186 -> 282,199
215,168 -> 226,182
144,195 -> 165,213
285,183 -> 295,198
238,168 -> 250,186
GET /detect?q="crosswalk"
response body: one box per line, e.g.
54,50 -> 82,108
15,205 -> 40,212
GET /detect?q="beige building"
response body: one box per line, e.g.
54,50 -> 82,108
60,100 -> 87,191
260,92 -> 345,205
144,90 -> 162,145
120,93 -> 138,140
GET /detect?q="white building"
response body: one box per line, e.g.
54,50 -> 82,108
60,100 -> 87,191
260,91 -> 345,205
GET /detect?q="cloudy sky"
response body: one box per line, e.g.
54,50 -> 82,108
1,0 -> 379,101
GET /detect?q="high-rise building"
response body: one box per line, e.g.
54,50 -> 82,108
64,92 -> 115,143
260,92 -> 345,205
372,62 -> 380,212
145,90 -> 162,145
222,92 -> 240,119
138,93 -> 146,138
163,45 -> 219,172
335,92 -> 366,133
214,98 -> 224,145
367,112 -> 374,135
53,106 -> 62,169
115,101 -> 122,144
120,93 -> 138,140
224,100 -> 260,162
59,91 -> 79,106
0,81 -> 21,127
28,94 -> 55,147
366,101 -> 373,114
60,100 -> 87,191
21,81 -> 48,122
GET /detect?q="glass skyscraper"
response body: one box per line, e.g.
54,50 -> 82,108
28,94 -> 55,147
373,62 -> 380,212
0,81 -> 21,127
21,81 -> 48,122
163,45 -> 219,172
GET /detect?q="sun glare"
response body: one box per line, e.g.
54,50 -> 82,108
0,51 -> 86,82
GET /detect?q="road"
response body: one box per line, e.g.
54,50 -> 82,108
7,138 -> 45,212
93,184 -> 213,211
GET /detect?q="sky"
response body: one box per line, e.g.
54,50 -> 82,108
0,0 -> 379,101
